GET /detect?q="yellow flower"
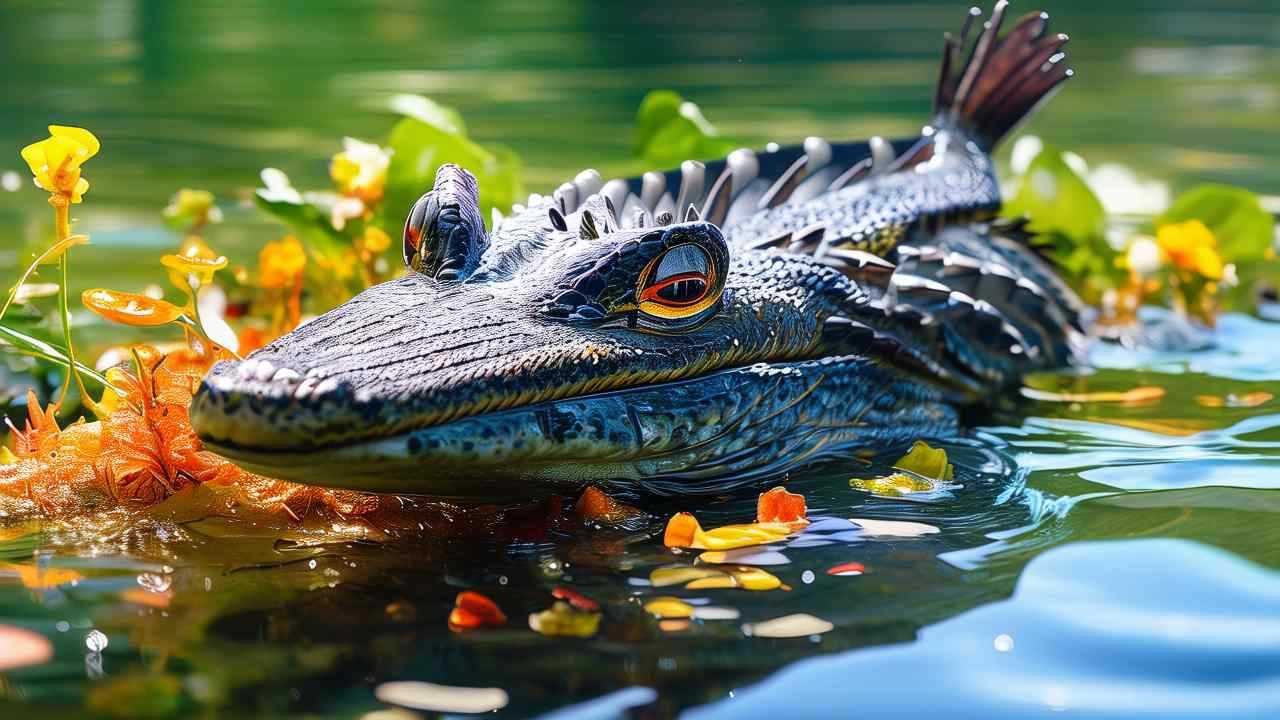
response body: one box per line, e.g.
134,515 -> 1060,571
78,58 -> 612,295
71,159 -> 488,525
20,126 -> 99,203
359,226 -> 392,254
1156,220 -> 1223,280
330,137 -> 390,204
259,235 -> 307,289
163,188 -> 221,227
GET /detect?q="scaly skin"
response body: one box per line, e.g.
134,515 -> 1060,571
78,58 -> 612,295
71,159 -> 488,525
191,3 -> 1082,497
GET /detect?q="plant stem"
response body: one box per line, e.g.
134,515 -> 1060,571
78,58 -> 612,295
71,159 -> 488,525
51,196 -> 105,418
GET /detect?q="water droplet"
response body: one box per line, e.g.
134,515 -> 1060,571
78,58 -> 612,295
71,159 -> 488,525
994,633 -> 1014,652
55,621 -> 70,633
85,629 -> 108,652
801,570 -> 815,584
498,575 -> 508,585
308,559 -> 318,570
1,171 -> 20,192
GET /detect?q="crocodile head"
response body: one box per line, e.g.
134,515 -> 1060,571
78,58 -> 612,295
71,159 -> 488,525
191,163 -> 960,497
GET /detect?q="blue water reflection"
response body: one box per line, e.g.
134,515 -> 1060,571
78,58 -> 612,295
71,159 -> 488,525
688,539 -> 1280,720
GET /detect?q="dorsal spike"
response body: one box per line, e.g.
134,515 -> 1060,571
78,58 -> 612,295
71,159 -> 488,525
640,172 -> 666,211
828,157 -> 872,191
554,182 -> 578,214
579,210 -> 600,240
684,204 -> 701,222
757,155 -> 808,210
701,166 -> 734,226
674,160 -> 706,218
548,206 -> 568,232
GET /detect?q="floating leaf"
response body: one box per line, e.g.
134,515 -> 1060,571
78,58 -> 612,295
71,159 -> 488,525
687,567 -> 783,591
893,440 -> 954,481
756,486 -> 808,525
82,288 -> 186,327
1021,386 -> 1166,405
743,613 -> 834,639
375,681 -> 509,714
448,590 -> 506,631
643,597 -> 694,619
649,565 -> 728,588
529,601 -> 601,638
850,518 -> 940,538
1196,392 -> 1273,408
826,562 -> 866,577
1156,184 -> 1275,264
850,473 -> 938,497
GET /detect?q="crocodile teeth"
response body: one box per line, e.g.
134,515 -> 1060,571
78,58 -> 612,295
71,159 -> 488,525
271,367 -> 301,383
253,361 -> 277,383
601,179 -> 629,222
554,182 -> 578,214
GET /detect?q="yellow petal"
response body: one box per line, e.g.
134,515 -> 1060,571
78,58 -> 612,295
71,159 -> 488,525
82,288 -> 186,326
649,565 -> 728,588
0,447 -> 17,465
697,522 -> 792,550
48,125 -> 100,160
69,176 -> 89,203
643,597 -> 694,619
892,440 -> 953,481
850,473 -> 938,496
161,253 -> 228,280
19,140 -> 49,180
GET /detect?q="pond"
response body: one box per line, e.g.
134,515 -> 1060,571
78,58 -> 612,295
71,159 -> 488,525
1,1 -> 1280,717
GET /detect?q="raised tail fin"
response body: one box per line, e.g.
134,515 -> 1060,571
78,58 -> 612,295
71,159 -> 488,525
934,2 -> 1072,150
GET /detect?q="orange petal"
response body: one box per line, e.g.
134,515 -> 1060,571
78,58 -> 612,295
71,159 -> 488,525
448,591 -> 506,631
82,289 -> 185,326
551,586 -> 599,613
575,486 -> 643,526
756,486 -> 807,524
160,253 -> 228,280
663,512 -> 703,548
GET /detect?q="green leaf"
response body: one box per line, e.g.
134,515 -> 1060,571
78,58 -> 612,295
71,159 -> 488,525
1002,145 -> 1107,244
632,90 -> 739,167
383,96 -> 523,227
1156,184 -> 1276,263
0,322 -> 118,392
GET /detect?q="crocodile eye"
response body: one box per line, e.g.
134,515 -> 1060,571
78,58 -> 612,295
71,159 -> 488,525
638,244 -> 720,320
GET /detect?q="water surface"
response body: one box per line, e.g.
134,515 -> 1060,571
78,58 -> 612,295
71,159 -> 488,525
1,1 -> 1279,717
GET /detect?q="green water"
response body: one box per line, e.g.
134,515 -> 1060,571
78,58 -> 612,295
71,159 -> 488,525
2,1 -> 1280,718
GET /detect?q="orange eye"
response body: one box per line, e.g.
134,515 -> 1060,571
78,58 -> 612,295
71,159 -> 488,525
637,244 -> 722,320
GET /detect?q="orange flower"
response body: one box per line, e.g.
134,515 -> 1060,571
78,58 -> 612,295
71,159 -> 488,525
756,486 -> 807,524
258,235 -> 307,289
1156,220 -> 1223,280
20,126 -> 99,203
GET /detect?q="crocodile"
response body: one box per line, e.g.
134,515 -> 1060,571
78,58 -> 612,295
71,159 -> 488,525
190,2 -> 1084,498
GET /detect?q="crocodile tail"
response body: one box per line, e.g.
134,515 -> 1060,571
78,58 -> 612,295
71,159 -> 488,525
934,2 -> 1072,151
